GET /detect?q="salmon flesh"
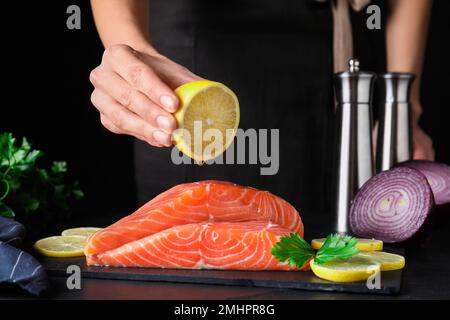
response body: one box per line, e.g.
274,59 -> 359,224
85,180 -> 303,270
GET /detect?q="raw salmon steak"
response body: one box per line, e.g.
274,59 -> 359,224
88,221 -> 302,270
85,180 -> 303,266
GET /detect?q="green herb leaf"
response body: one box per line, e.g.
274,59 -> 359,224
0,133 -> 14,160
314,234 -> 359,265
72,189 -> 84,199
51,161 -> 67,174
0,204 -> 15,218
271,233 -> 315,268
25,149 -> 43,164
0,132 -> 83,223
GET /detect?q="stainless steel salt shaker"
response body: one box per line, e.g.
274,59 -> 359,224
333,59 -> 376,234
376,73 -> 415,172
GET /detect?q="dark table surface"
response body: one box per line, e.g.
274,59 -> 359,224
2,212 -> 450,300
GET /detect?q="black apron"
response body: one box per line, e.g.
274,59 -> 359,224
134,0 -> 336,225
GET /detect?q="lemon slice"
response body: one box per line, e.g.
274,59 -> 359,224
34,236 -> 86,258
356,251 -> 405,271
311,238 -> 383,251
310,256 -> 380,283
173,80 -> 240,163
61,227 -> 102,238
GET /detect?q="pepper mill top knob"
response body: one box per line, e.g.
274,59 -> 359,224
349,59 -> 360,72
334,58 -> 376,104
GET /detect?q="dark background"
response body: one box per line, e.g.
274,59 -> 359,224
1,0 -> 449,222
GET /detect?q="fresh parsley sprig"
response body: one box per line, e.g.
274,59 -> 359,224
0,132 -> 83,219
271,233 -> 360,268
270,233 -> 316,268
314,234 -> 359,264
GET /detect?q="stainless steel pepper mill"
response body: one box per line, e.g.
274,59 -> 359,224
376,73 -> 415,172
333,59 -> 376,234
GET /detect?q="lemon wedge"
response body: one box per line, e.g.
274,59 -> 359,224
173,80 -> 240,163
356,251 -> 405,271
311,238 -> 383,251
310,256 -> 380,283
61,227 -> 102,238
34,236 -> 86,258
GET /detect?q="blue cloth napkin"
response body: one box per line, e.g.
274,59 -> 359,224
0,216 -> 49,296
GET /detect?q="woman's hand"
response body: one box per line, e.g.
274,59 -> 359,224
411,100 -> 435,161
373,101 -> 435,162
412,123 -> 435,161
89,44 -> 201,147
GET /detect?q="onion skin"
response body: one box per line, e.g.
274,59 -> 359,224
349,167 -> 435,243
397,160 -> 450,207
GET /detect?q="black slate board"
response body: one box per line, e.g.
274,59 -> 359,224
40,248 -> 404,295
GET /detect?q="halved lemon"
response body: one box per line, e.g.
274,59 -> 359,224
173,80 -> 240,163
311,238 -> 383,251
34,236 -> 86,258
356,251 -> 405,271
310,256 -> 380,283
61,227 -> 102,238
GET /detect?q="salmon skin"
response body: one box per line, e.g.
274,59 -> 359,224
88,221 -> 302,271
85,180 -> 303,270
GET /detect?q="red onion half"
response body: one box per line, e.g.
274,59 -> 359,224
397,160 -> 450,206
349,167 -> 435,243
